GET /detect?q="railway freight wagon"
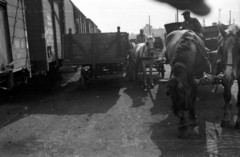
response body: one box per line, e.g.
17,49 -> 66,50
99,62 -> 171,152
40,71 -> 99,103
63,27 -> 129,89
0,0 -> 31,90
24,0 -> 62,87
54,0 -> 75,35
86,18 -> 98,33
72,2 -> 87,34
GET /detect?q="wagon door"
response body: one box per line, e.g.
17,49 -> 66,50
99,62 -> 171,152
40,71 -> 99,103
64,0 -> 75,34
54,2 -> 62,59
0,5 -> 11,71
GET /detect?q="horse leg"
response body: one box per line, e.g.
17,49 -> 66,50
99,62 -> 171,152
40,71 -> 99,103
188,85 -> 198,126
128,59 -> 134,81
237,76 -> 240,107
139,62 -> 143,82
149,62 -> 154,89
134,61 -> 139,81
141,62 -> 147,88
221,80 -> 232,128
235,76 -> 240,129
177,115 -> 189,138
236,105 -> 240,130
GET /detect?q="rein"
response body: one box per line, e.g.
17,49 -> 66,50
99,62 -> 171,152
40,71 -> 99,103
173,32 -> 222,92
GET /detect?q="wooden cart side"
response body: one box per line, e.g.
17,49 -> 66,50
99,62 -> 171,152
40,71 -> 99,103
63,29 -> 129,64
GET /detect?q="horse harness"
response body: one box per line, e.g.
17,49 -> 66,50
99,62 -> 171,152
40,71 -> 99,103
140,44 -> 156,61
171,31 -> 211,77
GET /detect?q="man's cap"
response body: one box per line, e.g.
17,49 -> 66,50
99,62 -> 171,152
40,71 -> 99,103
181,10 -> 190,15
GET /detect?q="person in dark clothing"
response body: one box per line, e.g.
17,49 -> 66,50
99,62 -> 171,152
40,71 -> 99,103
181,10 -> 205,42
136,29 -> 148,44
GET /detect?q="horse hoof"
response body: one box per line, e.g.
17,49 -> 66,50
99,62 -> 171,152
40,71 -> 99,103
188,116 -> 198,126
235,122 -> 240,130
177,126 -> 189,139
220,120 -> 230,128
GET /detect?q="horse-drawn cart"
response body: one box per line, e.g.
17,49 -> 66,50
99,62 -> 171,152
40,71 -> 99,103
63,27 -> 129,89
153,37 -> 166,78
160,23 -> 240,138
161,22 -> 223,78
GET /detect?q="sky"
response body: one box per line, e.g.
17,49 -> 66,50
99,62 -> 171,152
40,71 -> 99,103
71,0 -> 240,33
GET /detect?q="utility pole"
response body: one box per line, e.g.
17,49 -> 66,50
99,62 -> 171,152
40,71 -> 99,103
229,10 -> 231,24
218,8 -> 222,24
176,9 -> 179,22
202,18 -> 206,27
149,15 -> 151,36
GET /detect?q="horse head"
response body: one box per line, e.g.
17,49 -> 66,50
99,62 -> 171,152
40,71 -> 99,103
165,63 -> 197,118
218,24 -> 240,83
144,36 -> 155,58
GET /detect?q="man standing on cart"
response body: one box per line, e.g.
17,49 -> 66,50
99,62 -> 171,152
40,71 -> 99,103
136,29 -> 148,44
181,10 -> 205,42
164,11 -> 206,69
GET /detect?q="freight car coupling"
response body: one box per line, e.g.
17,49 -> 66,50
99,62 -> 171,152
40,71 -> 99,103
196,72 -> 224,92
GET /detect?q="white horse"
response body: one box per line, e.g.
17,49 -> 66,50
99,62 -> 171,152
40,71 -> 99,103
132,36 -> 156,88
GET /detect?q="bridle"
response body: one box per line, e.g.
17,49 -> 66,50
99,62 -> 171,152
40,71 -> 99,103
218,34 -> 240,67
142,39 -> 155,59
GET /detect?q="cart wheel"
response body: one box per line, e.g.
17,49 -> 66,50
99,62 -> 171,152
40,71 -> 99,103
80,71 -> 87,90
159,63 -> 165,79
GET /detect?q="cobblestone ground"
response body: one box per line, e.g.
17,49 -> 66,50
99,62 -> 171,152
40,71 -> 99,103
0,65 -> 239,157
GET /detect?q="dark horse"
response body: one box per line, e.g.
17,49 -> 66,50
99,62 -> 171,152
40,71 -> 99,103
162,29 -> 210,138
212,24 -> 240,129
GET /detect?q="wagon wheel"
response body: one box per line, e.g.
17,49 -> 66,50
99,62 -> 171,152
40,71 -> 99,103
80,70 -> 87,90
159,63 -> 165,79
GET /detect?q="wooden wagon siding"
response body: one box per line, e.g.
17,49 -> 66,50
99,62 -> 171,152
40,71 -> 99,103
24,0 -> 61,71
8,0 -> 29,71
63,32 -> 129,64
86,18 -> 98,33
0,0 -> 30,74
72,2 -> 87,34
54,2 -> 62,59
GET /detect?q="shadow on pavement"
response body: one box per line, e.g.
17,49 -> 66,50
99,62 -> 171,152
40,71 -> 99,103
0,67 -> 122,128
149,80 -> 240,156
123,79 -> 148,108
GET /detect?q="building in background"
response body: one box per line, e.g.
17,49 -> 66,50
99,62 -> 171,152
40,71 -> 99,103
129,24 -> 166,40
